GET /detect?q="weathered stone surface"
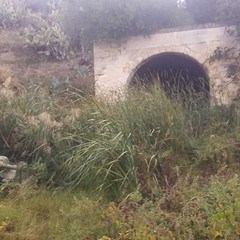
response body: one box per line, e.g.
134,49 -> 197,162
94,25 -> 239,104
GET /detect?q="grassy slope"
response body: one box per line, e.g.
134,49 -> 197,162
0,83 -> 240,239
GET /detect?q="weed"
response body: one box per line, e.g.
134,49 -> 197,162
0,82 -> 240,199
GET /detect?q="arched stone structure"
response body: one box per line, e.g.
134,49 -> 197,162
129,52 -> 208,86
94,24 -> 238,104
128,52 -> 210,101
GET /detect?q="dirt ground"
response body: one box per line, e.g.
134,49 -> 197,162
0,30 -> 94,92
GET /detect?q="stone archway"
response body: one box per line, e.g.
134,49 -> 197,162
94,25 -> 237,103
127,52 -> 210,100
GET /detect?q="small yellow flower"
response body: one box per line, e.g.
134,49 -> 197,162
0,221 -> 8,231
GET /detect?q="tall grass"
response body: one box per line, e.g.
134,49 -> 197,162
0,78 -> 240,199
0,84 -> 63,162
55,85 -> 239,198
53,87 -> 190,196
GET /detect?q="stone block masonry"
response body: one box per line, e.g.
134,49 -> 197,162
94,24 -> 238,104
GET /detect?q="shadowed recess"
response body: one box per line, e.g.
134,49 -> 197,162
129,52 -> 210,100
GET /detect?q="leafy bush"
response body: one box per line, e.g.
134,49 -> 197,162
61,0 -> 193,43
0,0 -> 23,29
21,11 -> 71,60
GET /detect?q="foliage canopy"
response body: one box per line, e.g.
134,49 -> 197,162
184,0 -> 217,24
61,0 -> 193,43
0,0 -> 240,62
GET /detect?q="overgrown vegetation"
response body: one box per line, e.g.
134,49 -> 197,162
210,0 -> 240,101
1,0 -> 240,239
0,0 -> 236,60
1,56 -> 240,239
1,76 -> 240,196
1,170 -> 240,239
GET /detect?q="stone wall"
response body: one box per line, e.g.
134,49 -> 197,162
94,24 -> 239,104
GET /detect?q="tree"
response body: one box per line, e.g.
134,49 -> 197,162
61,0 -> 193,44
184,0 -> 217,24
217,0 -> 240,32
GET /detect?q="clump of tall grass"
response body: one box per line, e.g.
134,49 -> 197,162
0,81 -> 68,164
0,76 -> 240,199
55,87 -> 192,196
56,83 -> 239,198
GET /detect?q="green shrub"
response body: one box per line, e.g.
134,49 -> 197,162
0,0 -> 23,29
21,11 -> 71,60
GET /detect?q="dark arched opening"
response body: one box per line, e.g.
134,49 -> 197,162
128,52 -> 210,102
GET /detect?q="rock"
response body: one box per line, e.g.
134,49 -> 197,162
0,156 -> 17,182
